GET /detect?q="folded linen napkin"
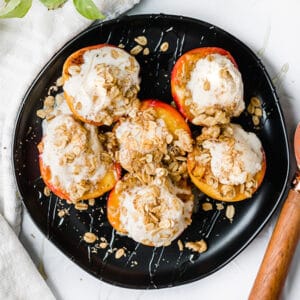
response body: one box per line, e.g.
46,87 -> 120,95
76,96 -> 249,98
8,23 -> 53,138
0,0 -> 139,298
0,214 -> 56,300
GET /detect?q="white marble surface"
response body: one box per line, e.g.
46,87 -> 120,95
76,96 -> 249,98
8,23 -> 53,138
8,0 -> 300,299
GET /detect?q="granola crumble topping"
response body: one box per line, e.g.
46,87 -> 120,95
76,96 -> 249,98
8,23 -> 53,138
115,106 -> 193,184
185,239 -> 207,253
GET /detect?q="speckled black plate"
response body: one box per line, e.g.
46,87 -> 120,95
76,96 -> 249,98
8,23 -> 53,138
13,14 -> 290,289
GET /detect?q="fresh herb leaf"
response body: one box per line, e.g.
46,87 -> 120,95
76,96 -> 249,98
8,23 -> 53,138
73,0 -> 105,20
0,0 -> 32,18
39,0 -> 67,10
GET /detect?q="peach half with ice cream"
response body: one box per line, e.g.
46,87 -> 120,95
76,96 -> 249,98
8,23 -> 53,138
187,124 -> 266,202
171,47 -> 245,126
38,114 -> 121,203
107,173 -> 194,247
62,44 -> 141,126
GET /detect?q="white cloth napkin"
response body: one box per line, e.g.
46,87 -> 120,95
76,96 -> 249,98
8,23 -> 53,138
0,214 -> 56,300
0,0 -> 139,299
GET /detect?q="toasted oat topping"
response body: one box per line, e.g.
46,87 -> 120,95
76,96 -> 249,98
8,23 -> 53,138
115,248 -> 126,259
216,203 -> 224,210
43,186 -> 51,197
56,76 -> 64,87
202,202 -> 213,211
252,115 -> 260,126
174,129 -> 193,153
160,42 -> 169,52
177,239 -> 184,251
134,36 -> 148,46
115,107 -> 193,184
88,198 -> 95,206
83,232 -> 98,244
57,208 -> 70,218
37,91 -> 75,124
247,96 -> 263,127
130,45 -> 143,56
99,242 -> 108,249
143,47 -> 150,56
225,205 -> 235,222
185,239 -> 207,253
116,108 -> 169,172
75,202 -> 88,211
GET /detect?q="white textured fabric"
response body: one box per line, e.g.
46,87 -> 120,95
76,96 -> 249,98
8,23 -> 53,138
0,214 -> 55,300
0,1 -> 139,299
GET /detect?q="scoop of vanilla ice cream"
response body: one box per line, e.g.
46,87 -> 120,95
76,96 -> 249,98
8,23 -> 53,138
42,115 -> 107,200
63,46 -> 140,119
203,124 -> 263,185
187,53 -> 244,114
115,118 -> 170,170
118,177 -> 193,247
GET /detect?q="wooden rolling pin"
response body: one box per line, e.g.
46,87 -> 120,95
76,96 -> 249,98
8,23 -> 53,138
249,189 -> 300,300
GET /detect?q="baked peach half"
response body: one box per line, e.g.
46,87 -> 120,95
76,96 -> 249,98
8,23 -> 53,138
187,124 -> 266,202
62,44 -> 140,126
140,99 -> 191,136
114,99 -> 193,176
107,174 -> 194,247
38,115 -> 121,203
171,47 -> 245,126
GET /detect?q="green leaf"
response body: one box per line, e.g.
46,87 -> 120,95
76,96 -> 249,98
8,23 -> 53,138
73,0 -> 105,20
0,0 -> 32,18
39,0 -> 67,10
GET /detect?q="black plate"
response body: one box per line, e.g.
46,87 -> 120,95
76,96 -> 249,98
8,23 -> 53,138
13,14 -> 290,289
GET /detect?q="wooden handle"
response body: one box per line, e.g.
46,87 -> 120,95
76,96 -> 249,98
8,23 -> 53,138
249,189 -> 300,300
